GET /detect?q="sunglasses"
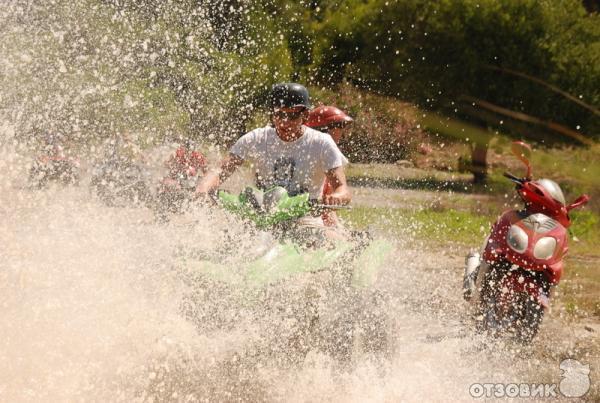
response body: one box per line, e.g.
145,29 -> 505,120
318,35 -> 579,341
273,109 -> 304,120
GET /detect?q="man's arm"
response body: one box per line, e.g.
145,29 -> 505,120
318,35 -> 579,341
323,166 -> 351,205
196,153 -> 244,195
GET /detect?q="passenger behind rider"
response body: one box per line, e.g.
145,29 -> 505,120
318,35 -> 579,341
306,106 -> 354,227
196,82 -> 351,229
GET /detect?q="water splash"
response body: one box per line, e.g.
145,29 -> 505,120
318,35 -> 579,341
0,132 -> 563,402
1,0 -> 597,400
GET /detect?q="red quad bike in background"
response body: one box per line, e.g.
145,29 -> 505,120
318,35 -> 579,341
463,141 -> 590,343
153,146 -> 207,221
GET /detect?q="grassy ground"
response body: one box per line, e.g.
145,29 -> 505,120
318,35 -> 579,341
340,206 -> 491,246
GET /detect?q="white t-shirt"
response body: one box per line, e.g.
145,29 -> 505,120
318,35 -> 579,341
230,126 -> 348,198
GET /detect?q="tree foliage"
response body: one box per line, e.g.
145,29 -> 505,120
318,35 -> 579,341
1,0 -> 597,152
306,0 -> 599,143
0,0 -> 292,147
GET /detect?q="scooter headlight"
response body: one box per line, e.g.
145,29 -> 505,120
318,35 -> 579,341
533,237 -> 557,260
507,225 -> 528,253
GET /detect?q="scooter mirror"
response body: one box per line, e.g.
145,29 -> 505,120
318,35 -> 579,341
567,194 -> 590,211
511,141 -> 532,179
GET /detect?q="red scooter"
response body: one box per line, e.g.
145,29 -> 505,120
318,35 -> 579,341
463,141 -> 589,343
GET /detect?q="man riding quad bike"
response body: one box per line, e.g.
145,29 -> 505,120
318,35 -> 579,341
196,83 -> 351,232
184,84 -> 392,364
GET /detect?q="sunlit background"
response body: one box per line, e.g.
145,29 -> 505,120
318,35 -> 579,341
1,1 -> 598,401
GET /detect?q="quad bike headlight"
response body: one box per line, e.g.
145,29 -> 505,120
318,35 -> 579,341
533,237 -> 557,260
507,225 -> 528,253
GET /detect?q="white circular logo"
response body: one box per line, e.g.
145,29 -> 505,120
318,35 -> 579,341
559,358 -> 590,398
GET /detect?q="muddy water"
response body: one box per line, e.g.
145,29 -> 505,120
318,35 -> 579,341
0,140 -> 597,402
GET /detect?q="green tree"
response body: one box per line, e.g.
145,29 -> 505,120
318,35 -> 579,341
307,0 -> 599,181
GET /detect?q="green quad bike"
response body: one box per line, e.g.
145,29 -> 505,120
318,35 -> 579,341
179,186 -> 394,365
